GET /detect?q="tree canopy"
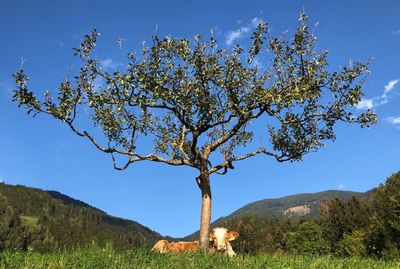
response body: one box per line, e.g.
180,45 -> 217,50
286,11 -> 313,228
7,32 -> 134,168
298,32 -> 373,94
12,12 -> 377,249
13,13 -> 376,174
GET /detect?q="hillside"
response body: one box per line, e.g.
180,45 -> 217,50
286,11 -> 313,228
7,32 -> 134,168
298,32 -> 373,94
184,190 -> 366,242
2,172 -> 399,257
227,190 -> 366,218
0,184 -> 370,253
0,183 -> 162,251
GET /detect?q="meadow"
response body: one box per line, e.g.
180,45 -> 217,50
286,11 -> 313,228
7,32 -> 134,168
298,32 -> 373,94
1,244 -> 399,269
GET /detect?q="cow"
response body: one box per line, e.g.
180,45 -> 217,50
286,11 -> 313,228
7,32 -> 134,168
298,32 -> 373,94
208,227 -> 239,257
151,227 -> 239,257
151,239 -> 200,253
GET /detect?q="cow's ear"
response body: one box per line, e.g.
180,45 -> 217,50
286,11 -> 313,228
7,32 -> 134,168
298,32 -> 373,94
209,231 -> 214,241
227,231 -> 239,241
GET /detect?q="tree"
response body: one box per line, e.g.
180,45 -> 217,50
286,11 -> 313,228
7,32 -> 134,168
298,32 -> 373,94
366,172 -> 400,258
372,172 -> 400,242
12,13 -> 376,249
0,194 -> 28,251
337,230 -> 367,257
320,196 -> 369,250
286,221 -> 329,256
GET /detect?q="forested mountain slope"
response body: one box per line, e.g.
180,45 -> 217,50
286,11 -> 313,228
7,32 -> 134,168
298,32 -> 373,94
0,183 -> 162,251
227,190 -> 366,218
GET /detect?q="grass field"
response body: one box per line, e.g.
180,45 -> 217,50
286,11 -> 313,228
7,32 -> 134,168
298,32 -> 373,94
0,244 -> 399,269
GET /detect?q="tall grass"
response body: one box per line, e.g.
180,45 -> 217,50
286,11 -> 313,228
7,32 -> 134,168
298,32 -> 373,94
0,244 -> 399,269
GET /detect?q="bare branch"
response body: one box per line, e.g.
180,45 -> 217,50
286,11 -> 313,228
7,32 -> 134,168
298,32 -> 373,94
204,109 -> 266,157
200,114 -> 235,133
65,121 -> 193,168
111,152 -> 131,170
179,125 -> 190,160
209,148 -> 290,175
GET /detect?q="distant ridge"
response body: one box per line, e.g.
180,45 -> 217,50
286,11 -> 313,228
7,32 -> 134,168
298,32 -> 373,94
0,181 -> 369,251
46,190 -> 106,213
184,190 -> 366,240
227,190 -> 366,218
0,182 -> 162,251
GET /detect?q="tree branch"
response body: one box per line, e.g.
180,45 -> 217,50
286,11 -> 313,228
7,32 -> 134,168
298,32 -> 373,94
179,125 -> 190,160
65,121 -> 193,168
204,108 -> 266,157
208,148 -> 291,175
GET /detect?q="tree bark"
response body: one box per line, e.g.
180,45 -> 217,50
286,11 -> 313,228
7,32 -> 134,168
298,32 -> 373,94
197,172 -> 212,250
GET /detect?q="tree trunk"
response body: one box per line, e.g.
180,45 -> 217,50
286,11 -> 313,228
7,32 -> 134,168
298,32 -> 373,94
197,172 -> 212,250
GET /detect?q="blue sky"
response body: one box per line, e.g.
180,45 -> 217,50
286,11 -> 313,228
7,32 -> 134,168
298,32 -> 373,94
0,0 -> 399,237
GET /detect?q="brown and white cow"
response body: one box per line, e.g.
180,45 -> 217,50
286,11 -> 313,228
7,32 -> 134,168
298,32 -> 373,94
208,227 -> 239,257
151,239 -> 200,253
151,227 -> 239,257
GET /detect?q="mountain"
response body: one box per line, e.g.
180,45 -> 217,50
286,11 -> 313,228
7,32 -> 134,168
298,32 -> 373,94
226,190 -> 366,219
184,190 -> 366,241
0,183 -> 162,251
0,182 -> 369,253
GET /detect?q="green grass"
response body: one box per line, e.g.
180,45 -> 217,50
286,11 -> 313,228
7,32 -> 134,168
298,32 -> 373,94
0,244 -> 399,269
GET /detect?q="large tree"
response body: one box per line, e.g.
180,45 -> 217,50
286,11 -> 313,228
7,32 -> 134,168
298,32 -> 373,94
13,13 -> 376,249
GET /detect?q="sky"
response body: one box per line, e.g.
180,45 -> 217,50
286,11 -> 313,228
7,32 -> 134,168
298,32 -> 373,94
0,0 -> 399,237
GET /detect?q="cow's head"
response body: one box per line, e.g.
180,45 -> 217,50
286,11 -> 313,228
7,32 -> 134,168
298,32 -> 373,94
209,227 -> 239,252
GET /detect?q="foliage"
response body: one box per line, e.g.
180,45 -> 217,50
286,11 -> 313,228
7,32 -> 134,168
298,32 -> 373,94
3,172 -> 400,259
320,196 -> 369,250
12,13 -> 376,174
1,244 -> 399,269
0,194 -> 28,251
0,183 -> 161,252
371,172 -> 400,243
366,172 -> 400,258
209,175 -> 400,258
228,190 -> 365,218
12,11 -> 377,249
318,172 -> 400,259
212,214 -> 300,254
365,223 -> 400,259
337,230 -> 367,257
286,221 -> 330,256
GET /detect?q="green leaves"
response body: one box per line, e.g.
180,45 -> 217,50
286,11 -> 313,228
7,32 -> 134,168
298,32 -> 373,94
12,70 -> 41,115
248,21 -> 267,62
73,29 -> 99,60
286,221 -> 330,256
12,12 -> 377,172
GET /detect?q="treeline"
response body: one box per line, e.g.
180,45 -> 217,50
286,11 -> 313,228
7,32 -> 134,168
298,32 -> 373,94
2,172 -> 400,259
219,172 -> 400,259
0,184 -> 161,252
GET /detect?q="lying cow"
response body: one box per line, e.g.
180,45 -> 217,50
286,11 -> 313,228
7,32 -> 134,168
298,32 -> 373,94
151,239 -> 200,253
151,227 -> 239,257
209,227 -> 239,257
